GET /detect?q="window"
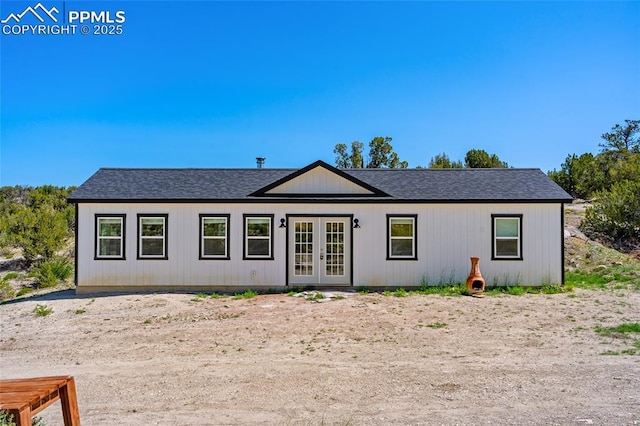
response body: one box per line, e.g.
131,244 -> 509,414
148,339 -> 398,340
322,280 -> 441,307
200,214 -> 229,259
387,215 -> 417,260
492,214 -> 522,260
137,214 -> 168,259
244,215 -> 273,259
95,215 -> 125,259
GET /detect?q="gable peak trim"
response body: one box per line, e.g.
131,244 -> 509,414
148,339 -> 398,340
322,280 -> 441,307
249,160 -> 390,197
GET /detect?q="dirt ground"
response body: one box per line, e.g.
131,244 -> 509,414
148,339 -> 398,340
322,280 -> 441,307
1,287 -> 639,425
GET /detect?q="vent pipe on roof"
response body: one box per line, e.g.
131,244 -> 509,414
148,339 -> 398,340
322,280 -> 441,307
256,157 -> 265,169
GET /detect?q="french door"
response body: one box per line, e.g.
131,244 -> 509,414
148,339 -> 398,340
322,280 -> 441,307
288,216 -> 351,286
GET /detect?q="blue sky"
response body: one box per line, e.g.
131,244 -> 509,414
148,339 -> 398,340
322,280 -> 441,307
1,1 -> 638,187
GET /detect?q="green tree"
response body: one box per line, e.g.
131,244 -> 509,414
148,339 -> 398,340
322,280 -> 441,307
599,119 -> 639,158
334,141 -> 364,168
367,136 -> 408,168
548,153 -> 608,199
464,149 -> 509,168
428,153 -> 463,168
3,204 -> 69,263
1,185 -> 75,264
582,180 -> 640,250
334,136 -> 408,168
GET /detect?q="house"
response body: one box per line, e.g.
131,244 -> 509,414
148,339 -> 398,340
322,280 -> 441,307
67,160 -> 572,294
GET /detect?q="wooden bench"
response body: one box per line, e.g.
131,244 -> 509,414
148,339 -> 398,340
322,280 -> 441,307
0,376 -> 80,426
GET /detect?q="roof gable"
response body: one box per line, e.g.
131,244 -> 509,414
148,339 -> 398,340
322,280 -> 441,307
249,160 -> 389,197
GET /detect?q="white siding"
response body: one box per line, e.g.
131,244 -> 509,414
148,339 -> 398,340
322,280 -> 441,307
76,202 -> 564,291
265,167 -> 374,195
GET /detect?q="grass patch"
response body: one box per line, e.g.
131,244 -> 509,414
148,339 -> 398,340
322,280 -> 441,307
306,292 -> 325,302
75,308 -> 86,315
595,323 -> 640,355
392,288 -> 408,297
415,284 -> 468,297
566,265 -> 640,291
595,323 -> 640,336
234,290 -> 258,300
16,287 -> 33,297
33,304 -> 53,317
357,286 -> 370,294
426,322 -> 447,329
4,272 -> 19,280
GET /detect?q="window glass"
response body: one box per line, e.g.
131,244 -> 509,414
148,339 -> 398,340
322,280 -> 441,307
247,218 -> 270,236
141,218 -> 164,236
496,239 -> 518,256
99,218 -> 121,237
496,218 -> 519,237
142,239 -> 164,256
203,218 -> 226,236
391,218 -> 413,237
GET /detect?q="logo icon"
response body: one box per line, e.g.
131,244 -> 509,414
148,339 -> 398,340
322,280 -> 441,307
1,3 -> 59,24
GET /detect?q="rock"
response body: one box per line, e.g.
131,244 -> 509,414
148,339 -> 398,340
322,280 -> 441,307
592,265 -> 607,272
0,256 -> 28,272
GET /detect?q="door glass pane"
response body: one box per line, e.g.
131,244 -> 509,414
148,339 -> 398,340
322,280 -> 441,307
325,221 -> 345,276
294,221 -> 313,276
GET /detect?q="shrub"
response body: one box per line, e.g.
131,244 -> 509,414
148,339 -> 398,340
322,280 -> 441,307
33,304 -> 53,316
233,290 -> 258,300
582,180 -> 640,250
35,257 -> 73,288
2,204 -> 69,264
0,276 -> 15,301
0,410 -> 16,426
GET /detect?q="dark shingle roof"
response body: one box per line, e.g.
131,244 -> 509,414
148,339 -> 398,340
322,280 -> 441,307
68,163 -> 572,203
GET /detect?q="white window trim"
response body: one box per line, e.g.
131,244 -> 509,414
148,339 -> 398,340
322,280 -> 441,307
138,215 -> 168,259
244,215 -> 273,260
200,215 -> 229,259
95,215 -> 125,259
387,215 -> 417,260
492,215 -> 523,260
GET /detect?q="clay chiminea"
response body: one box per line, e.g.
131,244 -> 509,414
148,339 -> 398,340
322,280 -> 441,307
466,257 -> 485,294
